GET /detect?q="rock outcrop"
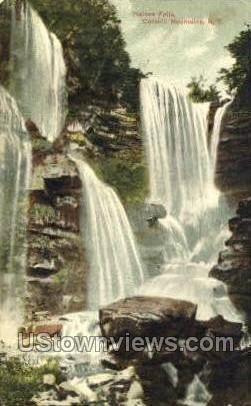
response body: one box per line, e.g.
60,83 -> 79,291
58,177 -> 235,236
99,296 -> 246,406
25,103 -> 145,318
215,98 -> 251,202
210,198 -> 251,321
100,296 -> 197,340
26,124 -> 89,318
99,296 -> 242,365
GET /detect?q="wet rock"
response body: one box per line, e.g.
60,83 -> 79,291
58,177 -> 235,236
68,377 -> 98,403
33,311 -> 50,322
202,315 -> 242,344
31,389 -> 59,405
210,198 -> 251,321
135,363 -> 178,404
207,347 -> 251,405
21,320 -> 62,337
86,372 -> 115,388
27,145 -> 88,316
26,118 -> 44,138
100,296 -> 197,341
237,196 -> 251,217
58,381 -> 81,400
145,203 -> 167,222
26,277 -> 64,316
115,366 -> 136,382
215,100 -> 251,200
29,259 -> 58,278
43,154 -> 81,192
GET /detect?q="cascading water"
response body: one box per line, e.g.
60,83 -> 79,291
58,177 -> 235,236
210,99 -> 232,179
0,85 -> 31,344
61,158 -> 144,364
9,0 -> 67,142
182,375 -> 212,406
72,158 -> 144,310
141,80 -> 212,218
139,78 -> 241,322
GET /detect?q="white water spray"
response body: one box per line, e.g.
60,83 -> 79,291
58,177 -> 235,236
139,78 -> 241,322
72,158 -> 144,309
10,1 -> 67,142
210,100 -> 232,177
0,85 -> 31,343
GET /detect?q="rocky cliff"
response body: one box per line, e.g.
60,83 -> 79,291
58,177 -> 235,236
25,105 -> 145,319
210,198 -> 251,323
215,82 -> 251,202
26,122 -> 88,318
211,76 -> 251,323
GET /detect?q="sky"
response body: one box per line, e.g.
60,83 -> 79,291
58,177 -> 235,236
112,0 -> 251,94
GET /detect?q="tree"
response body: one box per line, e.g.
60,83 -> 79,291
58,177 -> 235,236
29,0 -> 145,113
217,25 -> 251,95
187,75 -> 220,103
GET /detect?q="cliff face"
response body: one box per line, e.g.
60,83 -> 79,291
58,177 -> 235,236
26,124 -> 89,318
215,109 -> 251,201
211,80 -> 251,322
25,106 -> 145,319
65,106 -> 147,205
210,198 -> 251,321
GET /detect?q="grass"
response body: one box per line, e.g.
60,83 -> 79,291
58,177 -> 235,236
0,357 -> 64,405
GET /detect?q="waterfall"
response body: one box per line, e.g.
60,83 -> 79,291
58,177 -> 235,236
210,100 -> 232,177
182,375 -> 212,406
139,78 -> 241,322
9,1 -> 67,142
140,79 -> 212,219
0,85 -> 31,343
72,158 -> 144,309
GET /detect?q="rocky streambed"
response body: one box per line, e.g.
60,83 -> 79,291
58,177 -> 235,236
14,294 -> 250,406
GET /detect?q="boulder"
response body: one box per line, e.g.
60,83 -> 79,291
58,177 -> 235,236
100,296 -> 197,341
201,315 -> 243,349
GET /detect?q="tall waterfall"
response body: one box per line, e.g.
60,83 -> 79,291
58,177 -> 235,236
141,79 -> 215,219
9,1 -> 67,142
210,100 -> 232,177
0,85 -> 31,342
139,78 -> 241,322
72,158 -> 144,309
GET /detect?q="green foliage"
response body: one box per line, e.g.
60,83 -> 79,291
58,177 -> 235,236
0,357 -> 64,405
29,0 -> 145,113
187,75 -> 220,103
32,137 -> 53,154
30,203 -> 56,224
66,131 -> 87,146
53,267 -> 69,287
93,157 -> 148,205
217,25 -> 251,94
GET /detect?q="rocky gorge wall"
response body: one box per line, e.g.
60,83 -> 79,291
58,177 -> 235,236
26,121 -> 88,318
210,85 -> 251,323
215,108 -> 251,202
210,198 -> 251,323
25,105 -> 146,319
